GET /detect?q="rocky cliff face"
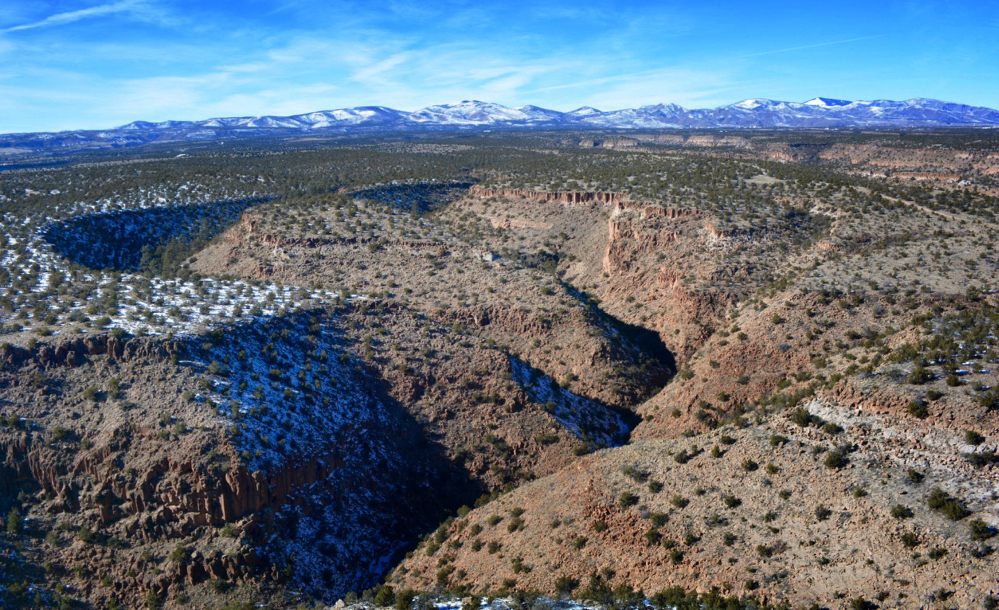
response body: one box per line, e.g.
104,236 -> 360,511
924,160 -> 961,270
460,186 -> 736,366
469,187 -> 624,206
0,316 -> 465,606
1,334 -> 182,369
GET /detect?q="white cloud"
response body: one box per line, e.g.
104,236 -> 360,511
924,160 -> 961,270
726,35 -> 886,60
523,67 -> 734,111
3,0 -> 172,33
350,51 -> 415,84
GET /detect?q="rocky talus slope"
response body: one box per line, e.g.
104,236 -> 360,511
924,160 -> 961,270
391,401 -> 999,608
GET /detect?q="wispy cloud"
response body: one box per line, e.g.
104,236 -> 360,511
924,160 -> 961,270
4,0 -> 155,33
728,35 -> 886,60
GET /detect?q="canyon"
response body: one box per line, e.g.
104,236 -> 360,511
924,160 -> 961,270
1,129 -> 998,609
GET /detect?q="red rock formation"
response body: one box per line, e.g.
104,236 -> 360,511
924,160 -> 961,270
892,171 -> 961,181
615,200 -> 700,220
469,186 -> 623,206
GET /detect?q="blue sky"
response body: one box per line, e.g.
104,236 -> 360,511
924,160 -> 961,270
1,0 -> 996,133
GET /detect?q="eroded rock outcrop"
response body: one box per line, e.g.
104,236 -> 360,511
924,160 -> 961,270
1,334 -> 183,369
469,186 -> 624,206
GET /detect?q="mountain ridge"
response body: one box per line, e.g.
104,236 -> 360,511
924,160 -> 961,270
3,97 -> 999,155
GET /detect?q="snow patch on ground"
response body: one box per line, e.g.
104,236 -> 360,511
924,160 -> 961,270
509,355 -> 627,447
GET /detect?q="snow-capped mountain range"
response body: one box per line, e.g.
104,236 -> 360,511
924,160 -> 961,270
4,97 -> 998,155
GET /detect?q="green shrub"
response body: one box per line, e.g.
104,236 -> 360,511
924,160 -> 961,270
554,575 -> 578,596
577,572 -> 612,603
396,589 -> 417,610
927,487 -> 969,520
965,450 -> 999,468
908,366 -> 933,385
900,532 -> 919,548
169,543 -> 187,563
928,547 -> 948,560
618,491 -> 639,508
822,422 -> 843,435
977,390 -> 999,411
511,555 -> 531,574
824,450 -> 848,469
644,528 -> 663,546
5,507 -> 23,535
907,400 -> 929,419
789,407 -> 814,427
621,464 -> 649,482
969,518 -> 997,541
966,430 -> 986,445
374,585 -> 395,606
107,378 -> 121,400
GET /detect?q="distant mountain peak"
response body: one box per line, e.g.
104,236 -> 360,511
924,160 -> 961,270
730,98 -> 776,110
4,96 -> 999,154
804,97 -> 853,107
